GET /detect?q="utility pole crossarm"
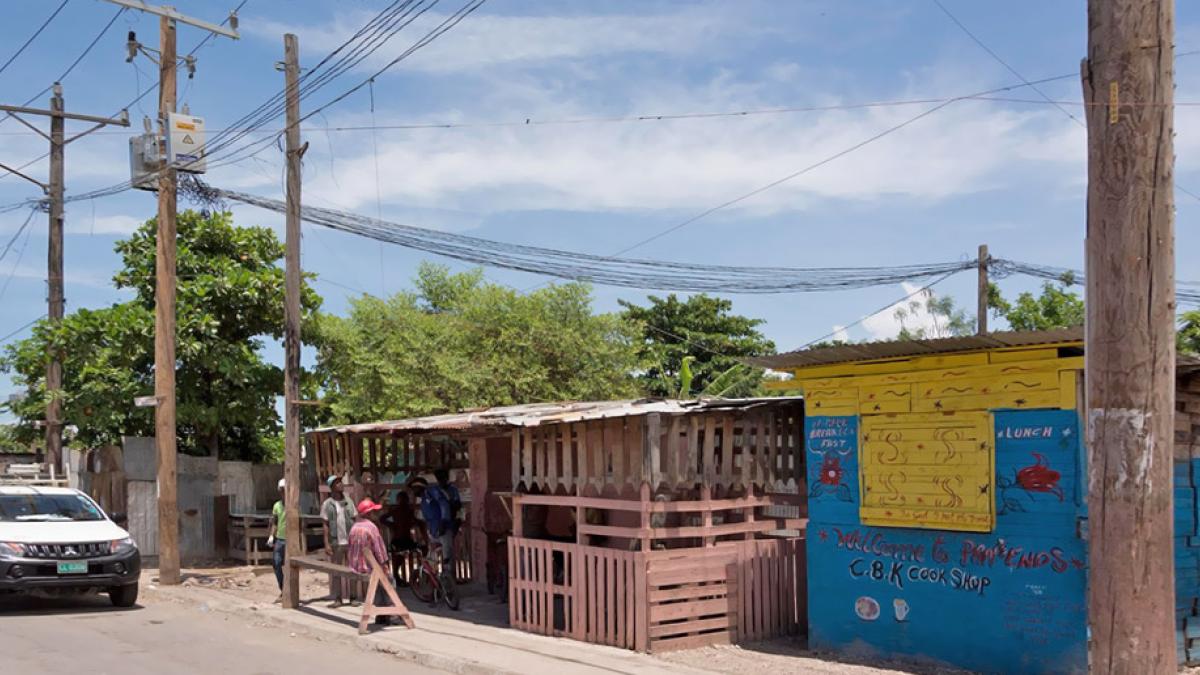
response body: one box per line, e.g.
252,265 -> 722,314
102,0 -> 240,39
0,103 -> 130,126
0,161 -> 47,192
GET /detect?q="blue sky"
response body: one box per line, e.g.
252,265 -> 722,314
1,0 -> 1198,416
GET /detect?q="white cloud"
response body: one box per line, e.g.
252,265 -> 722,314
65,214 -> 142,236
295,93 -> 1082,218
831,324 -> 849,343
4,264 -> 110,289
250,6 -> 756,74
862,282 -> 943,341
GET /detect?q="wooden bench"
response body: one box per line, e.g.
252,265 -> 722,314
289,553 -> 415,634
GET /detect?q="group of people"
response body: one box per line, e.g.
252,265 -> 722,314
267,468 -> 463,620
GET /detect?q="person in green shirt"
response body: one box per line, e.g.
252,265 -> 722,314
267,478 -> 287,601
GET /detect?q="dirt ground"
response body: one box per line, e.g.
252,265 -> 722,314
658,641 -> 969,675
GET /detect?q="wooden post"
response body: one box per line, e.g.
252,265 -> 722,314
44,86 -> 64,476
1082,1 -> 1176,671
976,244 -> 988,335
281,32 -> 303,610
154,14 -> 180,586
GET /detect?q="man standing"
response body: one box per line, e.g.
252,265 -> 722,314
422,469 -> 462,568
348,498 -> 394,625
266,478 -> 287,603
321,475 -> 356,605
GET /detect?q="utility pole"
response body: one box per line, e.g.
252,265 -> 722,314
1082,1 -> 1176,672
0,92 -> 129,476
153,12 -> 181,587
280,32 -> 305,610
976,244 -> 988,335
106,0 -> 239,587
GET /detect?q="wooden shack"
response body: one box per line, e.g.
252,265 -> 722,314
757,328 -> 1092,674
306,397 -> 808,653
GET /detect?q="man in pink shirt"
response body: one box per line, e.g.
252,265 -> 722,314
347,498 -> 394,625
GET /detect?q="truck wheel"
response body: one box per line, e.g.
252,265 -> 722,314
110,583 -> 139,608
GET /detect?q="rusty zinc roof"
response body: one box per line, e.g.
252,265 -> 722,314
749,327 -> 1085,371
309,396 -> 803,436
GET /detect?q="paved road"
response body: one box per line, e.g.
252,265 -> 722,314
0,590 -> 443,675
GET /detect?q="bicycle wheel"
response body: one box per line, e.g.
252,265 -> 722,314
441,570 -> 461,610
410,564 -> 436,604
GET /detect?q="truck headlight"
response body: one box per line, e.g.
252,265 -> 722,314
110,537 -> 136,554
0,542 -> 25,556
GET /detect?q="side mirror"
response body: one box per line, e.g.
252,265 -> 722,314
111,512 -> 128,526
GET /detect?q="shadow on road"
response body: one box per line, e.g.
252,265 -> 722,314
0,591 -> 142,616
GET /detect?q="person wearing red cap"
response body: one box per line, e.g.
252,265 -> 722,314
347,497 -> 393,625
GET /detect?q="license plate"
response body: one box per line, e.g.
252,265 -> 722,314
57,561 -> 87,575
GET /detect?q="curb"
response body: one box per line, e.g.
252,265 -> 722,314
145,584 -> 524,675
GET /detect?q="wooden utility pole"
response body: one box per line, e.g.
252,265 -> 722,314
153,13 -> 181,587
0,92 -> 129,476
105,0 -> 239,587
281,32 -> 304,610
1082,1 -> 1176,672
976,244 -> 988,335
46,89 -> 64,475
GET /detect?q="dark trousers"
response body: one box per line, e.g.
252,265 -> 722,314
272,539 -> 287,590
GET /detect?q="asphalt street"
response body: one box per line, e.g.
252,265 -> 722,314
0,589 -> 443,675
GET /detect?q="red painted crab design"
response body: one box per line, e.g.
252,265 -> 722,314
1016,453 -> 1063,501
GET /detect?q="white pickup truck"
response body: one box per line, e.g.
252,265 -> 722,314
0,485 -> 140,607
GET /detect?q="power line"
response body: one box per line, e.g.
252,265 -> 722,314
0,0 -> 70,78
217,185 -> 977,294
0,315 -> 44,346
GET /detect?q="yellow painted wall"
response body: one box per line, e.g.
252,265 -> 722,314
784,343 -> 1082,533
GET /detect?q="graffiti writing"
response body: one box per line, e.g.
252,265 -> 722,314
959,539 -> 1074,573
848,557 -> 993,597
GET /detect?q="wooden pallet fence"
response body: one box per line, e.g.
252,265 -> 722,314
644,548 -> 739,652
508,538 -> 578,638
736,537 -> 805,642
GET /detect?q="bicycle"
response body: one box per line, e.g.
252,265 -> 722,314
409,541 -> 460,610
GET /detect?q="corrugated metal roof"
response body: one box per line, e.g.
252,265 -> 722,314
309,396 -> 804,436
749,327 -> 1085,370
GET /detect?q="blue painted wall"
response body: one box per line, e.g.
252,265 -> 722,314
1175,459 -> 1200,664
806,410 -> 1087,674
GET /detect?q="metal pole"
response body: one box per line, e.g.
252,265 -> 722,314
154,13 -> 180,587
281,32 -> 303,610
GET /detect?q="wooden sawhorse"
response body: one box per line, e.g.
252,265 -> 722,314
289,553 -> 415,634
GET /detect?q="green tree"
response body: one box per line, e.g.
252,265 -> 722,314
619,294 -> 775,399
988,273 -> 1085,331
313,263 -> 638,423
0,211 -> 322,460
1181,310 -> 1200,356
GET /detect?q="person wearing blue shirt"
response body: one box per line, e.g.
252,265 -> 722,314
421,468 -> 462,567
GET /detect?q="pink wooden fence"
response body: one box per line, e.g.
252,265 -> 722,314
508,535 -> 803,652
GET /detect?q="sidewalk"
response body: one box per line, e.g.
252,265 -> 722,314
143,568 -> 707,675
141,566 -> 934,675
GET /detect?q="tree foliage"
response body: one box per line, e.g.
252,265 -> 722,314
1181,310 -> 1200,357
619,294 -> 775,398
313,264 -> 639,422
0,211 -> 320,460
988,273 -> 1084,331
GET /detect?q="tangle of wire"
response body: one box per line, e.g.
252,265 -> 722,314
0,0 -> 481,214
994,258 -> 1200,306
214,187 -> 975,294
